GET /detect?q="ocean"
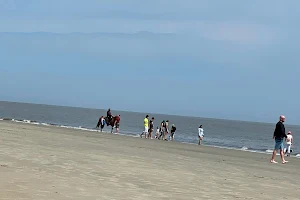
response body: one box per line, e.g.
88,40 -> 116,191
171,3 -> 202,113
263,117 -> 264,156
1,101 -> 299,157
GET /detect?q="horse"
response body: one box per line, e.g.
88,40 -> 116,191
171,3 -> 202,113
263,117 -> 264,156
104,116 -> 117,133
96,115 -> 118,133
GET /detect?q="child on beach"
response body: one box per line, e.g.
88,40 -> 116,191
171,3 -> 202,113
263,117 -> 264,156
155,127 -> 160,139
198,125 -> 204,145
286,131 -> 293,156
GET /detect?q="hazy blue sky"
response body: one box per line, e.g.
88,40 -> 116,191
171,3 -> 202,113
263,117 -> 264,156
0,0 -> 300,124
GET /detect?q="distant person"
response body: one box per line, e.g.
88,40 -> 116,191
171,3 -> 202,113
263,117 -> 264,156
163,120 -> 169,140
114,115 -> 121,134
96,116 -> 106,132
148,117 -> 155,139
285,131 -> 293,157
140,115 -> 149,138
169,124 -> 177,141
158,120 -> 165,140
155,126 -> 160,139
100,116 -> 105,132
270,115 -> 288,164
107,108 -> 112,125
198,125 -> 204,145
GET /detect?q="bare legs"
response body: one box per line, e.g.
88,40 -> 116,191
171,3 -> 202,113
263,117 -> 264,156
271,149 -> 287,163
148,130 -> 152,139
198,136 -> 202,145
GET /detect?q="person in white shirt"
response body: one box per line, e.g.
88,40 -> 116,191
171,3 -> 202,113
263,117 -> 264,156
198,125 -> 204,145
285,131 -> 293,156
155,127 -> 160,139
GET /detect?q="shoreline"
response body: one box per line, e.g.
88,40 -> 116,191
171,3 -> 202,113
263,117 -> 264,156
1,118 -> 300,158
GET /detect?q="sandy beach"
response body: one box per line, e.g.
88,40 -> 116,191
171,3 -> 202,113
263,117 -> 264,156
0,121 -> 299,200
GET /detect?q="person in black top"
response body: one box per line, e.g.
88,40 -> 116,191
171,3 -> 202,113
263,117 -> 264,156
148,117 -> 155,139
158,120 -> 165,140
106,108 -> 112,125
270,115 -> 288,164
169,124 -> 177,141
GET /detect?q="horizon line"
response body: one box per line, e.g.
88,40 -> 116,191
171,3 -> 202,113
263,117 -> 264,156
0,31 -> 176,36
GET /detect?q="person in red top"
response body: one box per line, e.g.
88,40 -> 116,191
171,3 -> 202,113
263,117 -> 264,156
114,115 -> 121,134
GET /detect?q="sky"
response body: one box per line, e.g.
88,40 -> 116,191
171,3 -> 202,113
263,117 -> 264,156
0,0 -> 300,124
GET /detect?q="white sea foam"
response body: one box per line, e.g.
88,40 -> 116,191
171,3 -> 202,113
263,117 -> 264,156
41,123 -> 50,126
241,146 -> 248,151
265,149 -> 273,153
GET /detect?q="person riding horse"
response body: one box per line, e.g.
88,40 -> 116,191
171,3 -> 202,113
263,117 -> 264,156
107,108 -> 113,126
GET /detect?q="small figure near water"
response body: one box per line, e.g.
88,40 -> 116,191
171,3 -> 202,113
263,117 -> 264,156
169,124 -> 176,141
157,120 -> 165,140
285,131 -> 293,157
270,115 -> 288,164
158,120 -> 169,140
198,125 -> 204,145
96,116 -> 106,132
148,117 -> 155,139
106,108 -> 113,126
140,115 -> 149,138
114,115 -> 121,134
155,126 -> 160,139
164,120 -> 169,140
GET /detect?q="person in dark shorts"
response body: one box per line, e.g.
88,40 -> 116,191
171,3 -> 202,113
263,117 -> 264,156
270,115 -> 288,164
148,117 -> 155,139
114,115 -> 121,134
169,124 -> 176,141
158,120 -> 165,140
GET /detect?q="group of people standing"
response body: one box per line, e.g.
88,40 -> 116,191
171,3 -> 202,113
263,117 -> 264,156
97,110 -> 206,144
140,115 -> 177,141
139,115 -> 204,144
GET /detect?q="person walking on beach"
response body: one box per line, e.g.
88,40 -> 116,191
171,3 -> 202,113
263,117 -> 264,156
114,115 -> 121,134
270,115 -> 288,164
198,125 -> 204,145
148,117 -> 155,139
158,120 -> 165,140
169,124 -> 176,141
140,115 -> 149,138
285,131 -> 293,157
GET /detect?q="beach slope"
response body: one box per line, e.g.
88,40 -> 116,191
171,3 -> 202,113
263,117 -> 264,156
0,121 -> 299,200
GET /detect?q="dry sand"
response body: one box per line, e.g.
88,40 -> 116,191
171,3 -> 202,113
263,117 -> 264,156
0,121 -> 299,200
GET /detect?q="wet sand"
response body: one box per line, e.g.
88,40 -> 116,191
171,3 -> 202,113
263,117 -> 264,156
0,121 -> 299,200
